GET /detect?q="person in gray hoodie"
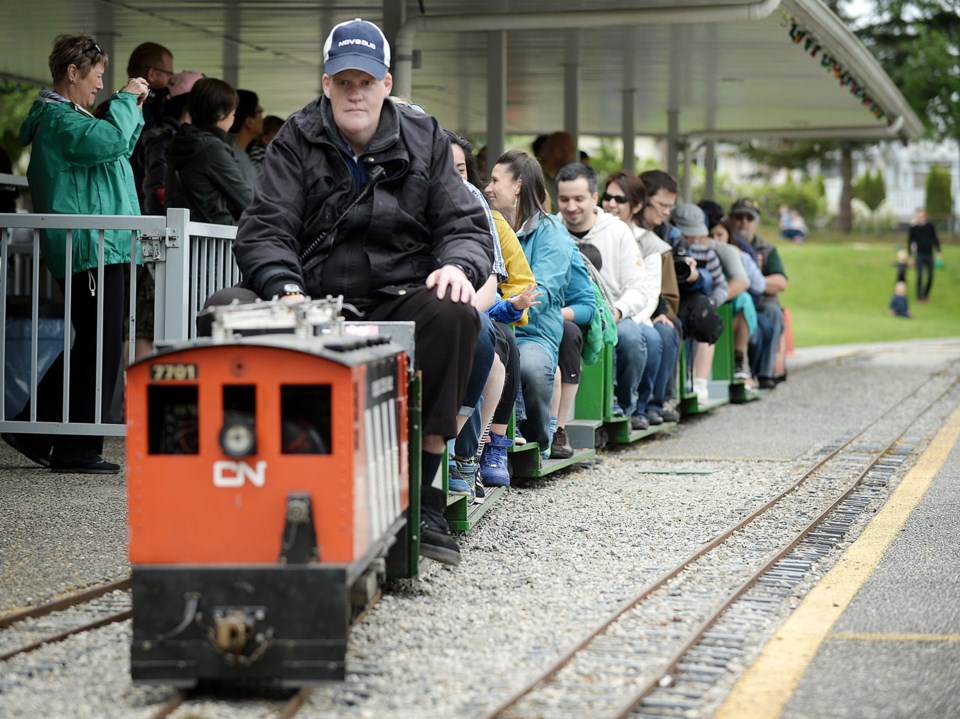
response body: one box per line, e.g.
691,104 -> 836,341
556,162 -> 661,431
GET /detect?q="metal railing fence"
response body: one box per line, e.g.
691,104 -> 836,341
1,207 -> 239,437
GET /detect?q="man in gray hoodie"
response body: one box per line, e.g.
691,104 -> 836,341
556,162 -> 662,432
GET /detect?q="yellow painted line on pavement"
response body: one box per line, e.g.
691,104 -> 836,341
713,404 -> 960,719
829,631 -> 960,643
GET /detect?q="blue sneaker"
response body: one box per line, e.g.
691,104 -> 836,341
479,433 -> 512,487
448,457 -> 476,503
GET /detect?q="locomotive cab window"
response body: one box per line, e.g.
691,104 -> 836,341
220,385 -> 257,458
148,385 -> 199,455
280,385 -> 331,454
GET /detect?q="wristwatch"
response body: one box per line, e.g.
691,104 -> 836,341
447,263 -> 474,285
282,283 -> 304,296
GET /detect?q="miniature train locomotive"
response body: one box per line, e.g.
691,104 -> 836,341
126,298 -> 418,687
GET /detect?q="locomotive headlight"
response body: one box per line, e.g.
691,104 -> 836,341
219,411 -> 256,458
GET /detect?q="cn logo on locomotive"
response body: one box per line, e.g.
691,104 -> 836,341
213,460 -> 267,488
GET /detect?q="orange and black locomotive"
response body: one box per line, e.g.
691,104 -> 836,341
126,298 -> 418,687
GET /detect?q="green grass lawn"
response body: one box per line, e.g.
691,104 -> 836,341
772,235 -> 960,348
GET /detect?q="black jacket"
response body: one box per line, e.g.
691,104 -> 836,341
232,96 -> 492,308
908,222 -> 941,256
166,123 -> 256,225
140,116 -> 180,216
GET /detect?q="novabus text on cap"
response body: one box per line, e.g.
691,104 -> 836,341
323,18 -> 391,80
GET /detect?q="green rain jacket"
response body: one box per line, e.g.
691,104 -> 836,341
19,90 -> 143,279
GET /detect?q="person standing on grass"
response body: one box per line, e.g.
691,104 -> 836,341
908,207 -> 942,303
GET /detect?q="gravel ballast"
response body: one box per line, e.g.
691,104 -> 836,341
1,339 -> 958,719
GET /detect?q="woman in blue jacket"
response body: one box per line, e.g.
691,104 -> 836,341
485,149 -> 594,453
8,35 -> 147,473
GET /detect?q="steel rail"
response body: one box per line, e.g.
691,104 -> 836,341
0,578 -> 129,629
0,578 -> 132,662
609,373 -> 958,718
144,593 -> 381,717
149,691 -> 188,719
482,364 -> 958,719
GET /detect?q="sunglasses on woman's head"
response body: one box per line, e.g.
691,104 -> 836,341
602,192 -> 629,204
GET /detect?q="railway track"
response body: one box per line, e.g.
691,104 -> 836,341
482,365 -> 959,719
149,686 -> 313,719
145,590 -> 383,718
0,579 -> 130,663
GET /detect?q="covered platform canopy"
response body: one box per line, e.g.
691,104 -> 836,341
1,0 -> 923,179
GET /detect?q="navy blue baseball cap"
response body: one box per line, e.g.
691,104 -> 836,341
323,18 -> 391,80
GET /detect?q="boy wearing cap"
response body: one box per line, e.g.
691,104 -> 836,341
214,19 -> 492,567
729,198 -> 788,389
673,203 -> 729,404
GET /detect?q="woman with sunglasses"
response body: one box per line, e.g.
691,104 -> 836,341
602,171 -> 681,424
9,35 -> 149,473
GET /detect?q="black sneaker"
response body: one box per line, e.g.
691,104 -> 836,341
49,451 -> 120,475
2,433 -> 53,467
550,426 -> 574,459
474,477 -> 486,504
758,376 -> 777,390
646,410 -> 664,425
419,505 -> 461,567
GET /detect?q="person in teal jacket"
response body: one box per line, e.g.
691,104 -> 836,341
485,149 -> 594,452
4,35 -> 148,474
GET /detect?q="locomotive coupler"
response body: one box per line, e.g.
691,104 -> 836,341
208,605 -> 274,666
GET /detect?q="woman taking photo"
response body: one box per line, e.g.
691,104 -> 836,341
7,35 -> 148,473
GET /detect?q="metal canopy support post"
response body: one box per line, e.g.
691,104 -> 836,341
564,31 -> 580,148
621,28 -> 638,172
667,109 -> 680,181
95,2 -> 115,96
486,31 -> 507,172
705,141 -> 717,200
682,138 -> 692,201
382,0 -> 406,50
223,0 -> 240,87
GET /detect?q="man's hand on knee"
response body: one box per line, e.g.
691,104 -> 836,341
426,265 -> 475,304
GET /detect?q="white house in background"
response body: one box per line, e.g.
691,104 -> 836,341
704,138 -> 958,228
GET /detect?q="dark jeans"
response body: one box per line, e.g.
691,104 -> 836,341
748,301 -> 784,379
16,265 -> 125,459
460,312 -> 496,416
455,320 -> 518,460
491,322 -> 520,426
916,253 -> 935,300
646,320 -> 681,415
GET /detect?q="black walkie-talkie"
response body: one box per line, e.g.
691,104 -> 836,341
298,165 -> 386,265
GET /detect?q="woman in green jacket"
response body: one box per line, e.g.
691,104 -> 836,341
6,34 -> 147,474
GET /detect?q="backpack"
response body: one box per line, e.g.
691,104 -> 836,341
679,294 -> 724,344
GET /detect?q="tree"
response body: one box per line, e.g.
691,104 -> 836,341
0,82 -> 38,166
852,1 -> 960,230
853,1 -> 960,140
925,165 -> 952,228
853,168 -> 886,211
